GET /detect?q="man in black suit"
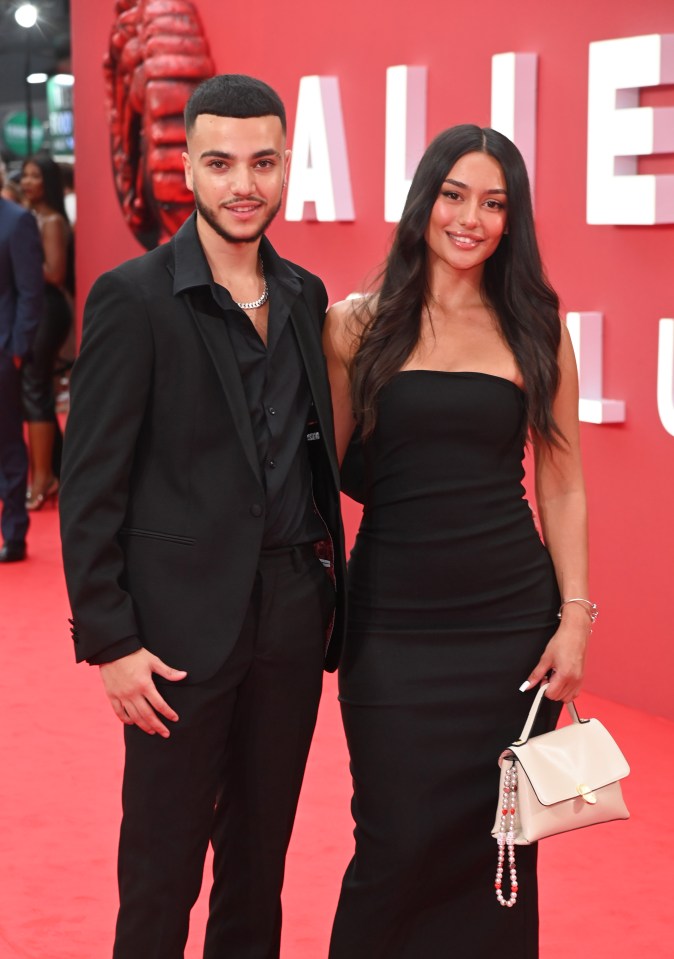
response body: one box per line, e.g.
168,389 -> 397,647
60,75 -> 346,958
0,161 -> 43,563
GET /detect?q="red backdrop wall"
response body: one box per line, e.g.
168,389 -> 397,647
71,0 -> 674,719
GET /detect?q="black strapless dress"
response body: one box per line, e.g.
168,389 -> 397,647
330,372 -> 562,959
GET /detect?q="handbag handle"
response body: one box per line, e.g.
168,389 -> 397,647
514,683 -> 584,745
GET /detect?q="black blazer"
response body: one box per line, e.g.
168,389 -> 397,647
60,224 -> 346,679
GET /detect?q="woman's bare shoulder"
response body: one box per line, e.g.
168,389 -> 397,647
325,296 -> 374,364
328,294 -> 376,331
38,211 -> 69,234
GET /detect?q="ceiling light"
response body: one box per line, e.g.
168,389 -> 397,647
15,4 -> 39,29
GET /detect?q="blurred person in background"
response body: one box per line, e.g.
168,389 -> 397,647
0,159 -> 44,562
56,162 -> 77,399
1,177 -> 26,206
59,162 -> 76,225
20,154 -> 74,509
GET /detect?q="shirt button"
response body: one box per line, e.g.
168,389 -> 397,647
250,504 -> 263,517
268,406 -> 276,415
269,459 -> 277,469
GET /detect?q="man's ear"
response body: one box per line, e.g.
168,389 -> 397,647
182,151 -> 193,192
283,149 -> 292,188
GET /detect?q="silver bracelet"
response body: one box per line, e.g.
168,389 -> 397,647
557,597 -> 599,624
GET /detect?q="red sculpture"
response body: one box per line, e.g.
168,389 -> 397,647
104,0 -> 215,249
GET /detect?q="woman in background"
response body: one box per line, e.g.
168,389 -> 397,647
324,125 -> 592,957
20,154 -> 73,509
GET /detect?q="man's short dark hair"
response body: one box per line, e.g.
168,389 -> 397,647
185,74 -> 286,135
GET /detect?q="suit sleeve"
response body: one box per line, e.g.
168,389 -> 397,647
10,210 -> 44,358
59,269 -> 154,663
311,275 -> 329,327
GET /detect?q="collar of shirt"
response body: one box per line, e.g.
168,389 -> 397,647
171,212 -> 302,306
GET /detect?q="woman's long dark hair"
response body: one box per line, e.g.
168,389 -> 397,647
350,124 -> 563,445
23,153 -> 68,219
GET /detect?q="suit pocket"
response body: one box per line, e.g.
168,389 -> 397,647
119,527 -> 196,546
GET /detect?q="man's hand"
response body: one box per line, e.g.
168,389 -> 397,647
100,648 -> 187,737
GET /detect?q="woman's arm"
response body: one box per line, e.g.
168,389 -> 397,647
40,213 -> 68,287
322,299 -> 360,465
524,324 -> 591,702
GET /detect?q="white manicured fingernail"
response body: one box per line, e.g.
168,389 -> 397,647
519,681 -> 530,692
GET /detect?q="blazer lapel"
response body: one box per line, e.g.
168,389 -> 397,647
185,292 -> 262,484
289,297 -> 340,491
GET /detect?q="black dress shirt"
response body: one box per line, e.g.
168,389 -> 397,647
173,216 -> 325,549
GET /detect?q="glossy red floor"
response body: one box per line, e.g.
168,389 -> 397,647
0,505 -> 670,957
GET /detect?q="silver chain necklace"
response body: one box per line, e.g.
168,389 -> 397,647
234,259 -> 269,311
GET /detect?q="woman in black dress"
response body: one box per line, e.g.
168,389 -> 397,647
324,126 -> 592,957
20,154 -> 73,509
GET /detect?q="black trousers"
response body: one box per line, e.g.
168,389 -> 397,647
112,545 -> 334,959
0,350 -> 29,543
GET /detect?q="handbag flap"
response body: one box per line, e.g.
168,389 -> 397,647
510,718 -> 630,806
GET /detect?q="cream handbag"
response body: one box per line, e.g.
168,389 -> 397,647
491,683 -> 630,907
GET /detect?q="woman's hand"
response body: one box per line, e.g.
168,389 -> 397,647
522,604 -> 590,702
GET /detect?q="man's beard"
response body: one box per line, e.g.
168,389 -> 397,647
193,185 -> 283,244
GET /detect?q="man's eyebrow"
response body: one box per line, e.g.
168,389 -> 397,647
199,149 -> 282,161
444,177 -> 507,195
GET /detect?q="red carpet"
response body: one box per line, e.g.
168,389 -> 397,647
1,505 -> 671,957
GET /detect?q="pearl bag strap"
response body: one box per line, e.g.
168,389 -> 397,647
495,762 -> 519,907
